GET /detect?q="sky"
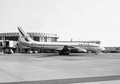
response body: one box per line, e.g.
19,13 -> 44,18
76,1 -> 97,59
0,0 -> 120,47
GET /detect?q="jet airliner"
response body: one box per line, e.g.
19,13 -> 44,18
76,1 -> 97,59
18,27 -> 105,55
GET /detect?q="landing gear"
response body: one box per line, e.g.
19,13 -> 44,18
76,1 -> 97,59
95,51 -> 100,55
95,52 -> 98,55
59,51 -> 69,55
59,46 -> 70,55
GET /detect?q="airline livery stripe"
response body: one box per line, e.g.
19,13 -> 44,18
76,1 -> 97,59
18,28 -> 29,42
25,38 -> 29,41
18,28 -> 25,36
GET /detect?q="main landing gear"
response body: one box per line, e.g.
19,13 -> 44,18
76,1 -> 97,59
59,51 -> 69,55
95,51 -> 100,55
59,46 -> 70,55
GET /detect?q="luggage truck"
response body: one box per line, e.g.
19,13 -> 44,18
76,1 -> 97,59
0,40 -> 4,53
0,40 -> 18,54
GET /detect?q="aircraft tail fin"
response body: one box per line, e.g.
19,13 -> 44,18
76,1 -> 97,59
17,27 -> 34,42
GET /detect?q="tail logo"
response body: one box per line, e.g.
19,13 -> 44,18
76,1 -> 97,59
18,27 -> 29,42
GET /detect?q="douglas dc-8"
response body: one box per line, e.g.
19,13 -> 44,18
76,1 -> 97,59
18,27 -> 105,55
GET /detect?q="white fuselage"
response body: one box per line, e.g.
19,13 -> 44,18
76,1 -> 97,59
19,40 -> 105,52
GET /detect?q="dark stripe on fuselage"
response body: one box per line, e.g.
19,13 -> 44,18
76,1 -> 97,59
25,38 -> 29,41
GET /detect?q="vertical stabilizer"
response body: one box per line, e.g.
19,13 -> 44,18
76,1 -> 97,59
17,27 -> 34,42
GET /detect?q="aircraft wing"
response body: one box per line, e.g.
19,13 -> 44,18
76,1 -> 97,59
55,45 -> 87,52
68,46 -> 87,52
55,47 -> 64,51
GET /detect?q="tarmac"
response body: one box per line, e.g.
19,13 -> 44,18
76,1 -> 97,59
0,53 -> 120,84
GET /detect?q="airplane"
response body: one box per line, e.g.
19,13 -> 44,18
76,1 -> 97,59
17,27 -> 105,55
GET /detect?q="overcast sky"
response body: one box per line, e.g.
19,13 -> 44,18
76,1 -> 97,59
0,0 -> 120,47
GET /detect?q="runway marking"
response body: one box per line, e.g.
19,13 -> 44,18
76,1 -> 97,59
2,75 -> 120,84
0,69 -> 24,81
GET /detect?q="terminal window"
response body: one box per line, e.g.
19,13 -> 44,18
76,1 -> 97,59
34,37 -> 39,41
44,37 -> 47,42
0,42 -> 2,46
5,36 -> 18,41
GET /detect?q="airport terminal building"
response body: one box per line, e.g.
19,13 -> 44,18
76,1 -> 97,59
0,32 -> 102,53
0,32 -> 59,53
0,32 -> 101,44
0,32 -> 59,42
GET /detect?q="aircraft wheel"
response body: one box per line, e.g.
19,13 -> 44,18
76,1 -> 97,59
95,51 -> 99,55
59,52 -> 62,55
64,52 -> 69,55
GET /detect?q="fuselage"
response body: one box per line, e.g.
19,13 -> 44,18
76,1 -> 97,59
19,40 -> 105,52
17,27 -> 105,54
